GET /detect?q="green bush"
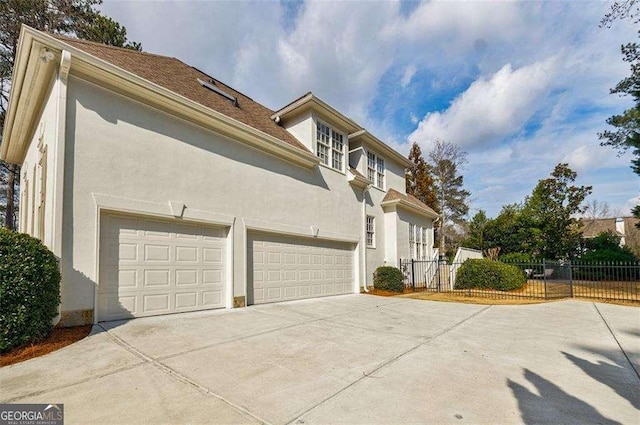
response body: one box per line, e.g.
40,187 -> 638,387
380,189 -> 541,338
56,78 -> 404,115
0,229 -> 61,353
455,259 -> 526,291
373,266 -> 404,292
499,252 -> 534,263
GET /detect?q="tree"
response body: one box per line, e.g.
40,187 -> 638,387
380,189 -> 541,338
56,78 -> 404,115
0,0 -> 141,230
405,142 -> 438,212
464,209 -> 489,251
521,163 -> 592,259
599,0 -> 640,226
426,140 -> 470,256
583,199 -> 612,219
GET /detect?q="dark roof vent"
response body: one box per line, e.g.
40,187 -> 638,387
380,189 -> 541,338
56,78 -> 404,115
197,78 -> 239,107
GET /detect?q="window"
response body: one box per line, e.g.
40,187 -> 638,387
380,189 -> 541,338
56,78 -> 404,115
376,157 -> 385,189
416,226 -> 422,260
422,228 -> 428,260
366,151 -> 385,189
409,223 -> 415,259
331,130 -> 344,170
316,121 -> 344,171
366,216 -> 375,248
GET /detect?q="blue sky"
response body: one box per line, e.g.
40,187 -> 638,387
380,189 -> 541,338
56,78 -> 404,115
100,0 -> 639,218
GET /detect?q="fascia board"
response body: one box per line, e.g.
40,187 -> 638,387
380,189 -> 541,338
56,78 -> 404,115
273,94 -> 362,134
349,130 -> 413,168
381,198 -> 439,219
1,34 -> 58,163
1,27 -> 34,161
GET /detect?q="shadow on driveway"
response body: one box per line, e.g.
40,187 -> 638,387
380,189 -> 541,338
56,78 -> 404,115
507,369 -> 621,425
562,348 -> 640,410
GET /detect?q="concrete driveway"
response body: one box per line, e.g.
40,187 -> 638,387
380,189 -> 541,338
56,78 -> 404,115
1,295 -> 638,424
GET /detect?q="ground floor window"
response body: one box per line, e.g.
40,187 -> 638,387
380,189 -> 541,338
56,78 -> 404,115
366,216 -> 375,247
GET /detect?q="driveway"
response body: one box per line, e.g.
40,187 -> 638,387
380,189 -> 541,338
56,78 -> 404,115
1,295 -> 638,424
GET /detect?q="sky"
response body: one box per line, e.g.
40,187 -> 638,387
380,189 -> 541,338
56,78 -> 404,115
100,0 -> 639,218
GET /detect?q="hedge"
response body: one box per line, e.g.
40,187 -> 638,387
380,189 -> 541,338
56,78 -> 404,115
373,266 -> 404,292
455,258 -> 526,291
0,229 -> 61,353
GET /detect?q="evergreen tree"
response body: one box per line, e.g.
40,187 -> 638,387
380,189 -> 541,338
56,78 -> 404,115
522,163 -> 592,259
405,142 -> 437,212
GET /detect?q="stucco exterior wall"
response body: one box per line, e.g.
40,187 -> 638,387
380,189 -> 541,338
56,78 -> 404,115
61,76 -> 368,314
19,74 -> 59,250
283,112 -> 313,152
364,187 -> 388,285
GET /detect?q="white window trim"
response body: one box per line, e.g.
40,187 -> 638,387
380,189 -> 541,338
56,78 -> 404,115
366,150 -> 385,190
315,119 -> 346,173
366,215 -> 375,248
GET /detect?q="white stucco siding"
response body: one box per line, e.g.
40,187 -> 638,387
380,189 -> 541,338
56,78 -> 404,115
19,74 -> 60,250
283,112 -> 313,152
364,187 -> 388,285
385,160 -> 406,194
62,77 -> 364,313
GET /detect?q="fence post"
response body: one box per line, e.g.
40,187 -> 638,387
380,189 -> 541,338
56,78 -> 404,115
569,260 -> 574,298
411,259 -> 415,292
543,258 -> 548,299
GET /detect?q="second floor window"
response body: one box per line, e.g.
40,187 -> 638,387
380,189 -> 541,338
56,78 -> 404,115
317,121 -> 344,171
367,151 -> 385,189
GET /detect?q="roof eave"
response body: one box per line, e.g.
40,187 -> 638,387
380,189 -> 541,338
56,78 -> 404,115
1,27 -> 59,164
348,130 -> 413,168
381,198 -> 439,219
272,94 -> 362,134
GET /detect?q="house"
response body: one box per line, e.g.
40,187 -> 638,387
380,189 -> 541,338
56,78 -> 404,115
580,216 -> 640,257
0,26 -> 438,325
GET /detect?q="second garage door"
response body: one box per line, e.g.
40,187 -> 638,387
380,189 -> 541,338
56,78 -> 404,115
248,232 -> 355,305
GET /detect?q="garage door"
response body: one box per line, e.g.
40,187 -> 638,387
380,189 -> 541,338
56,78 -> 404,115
98,214 -> 227,321
248,232 -> 355,305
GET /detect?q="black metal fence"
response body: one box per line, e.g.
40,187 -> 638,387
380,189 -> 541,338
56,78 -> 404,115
398,258 -> 640,303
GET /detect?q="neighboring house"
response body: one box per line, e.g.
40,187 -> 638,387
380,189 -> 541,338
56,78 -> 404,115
581,216 -> 640,256
0,27 -> 438,325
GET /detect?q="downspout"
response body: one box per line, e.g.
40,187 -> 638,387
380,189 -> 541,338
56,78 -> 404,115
51,50 -> 71,327
361,183 -> 372,292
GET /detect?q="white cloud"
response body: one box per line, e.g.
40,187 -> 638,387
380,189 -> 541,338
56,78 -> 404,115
408,60 -> 557,149
401,65 -> 417,88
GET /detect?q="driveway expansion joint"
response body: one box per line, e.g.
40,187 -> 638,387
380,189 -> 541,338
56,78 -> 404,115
98,324 -> 272,425
285,304 -> 493,425
155,298 -> 410,362
592,303 -> 640,381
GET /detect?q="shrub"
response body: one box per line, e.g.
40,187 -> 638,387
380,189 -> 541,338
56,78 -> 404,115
0,229 -> 61,353
373,266 -> 404,292
455,258 -> 526,291
500,252 -> 534,263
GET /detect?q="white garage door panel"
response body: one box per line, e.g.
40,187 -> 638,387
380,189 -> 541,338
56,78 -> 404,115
99,214 -> 226,321
249,232 -> 355,305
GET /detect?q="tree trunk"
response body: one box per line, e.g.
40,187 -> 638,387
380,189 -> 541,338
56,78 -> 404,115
4,163 -> 16,230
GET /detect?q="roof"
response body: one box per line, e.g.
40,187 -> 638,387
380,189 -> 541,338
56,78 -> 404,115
581,218 -> 624,238
51,34 -> 309,153
381,188 -> 439,218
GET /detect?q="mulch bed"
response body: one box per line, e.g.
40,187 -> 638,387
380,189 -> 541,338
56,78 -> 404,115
1,325 -> 92,368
